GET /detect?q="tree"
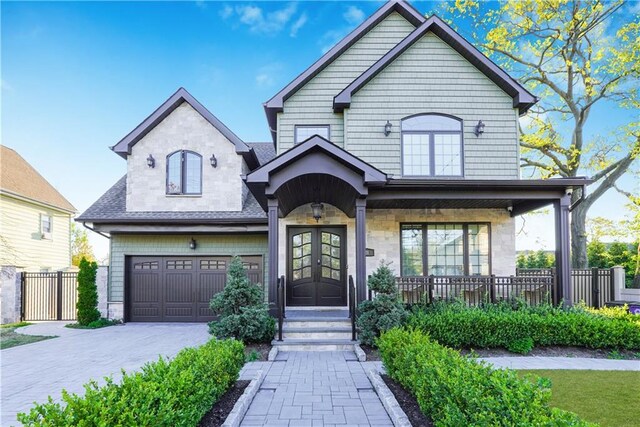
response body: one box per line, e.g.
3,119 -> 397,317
444,0 -> 640,267
77,257 -> 100,325
71,223 -> 95,267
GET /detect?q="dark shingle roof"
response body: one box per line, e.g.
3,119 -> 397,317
247,142 -> 276,165
76,176 -> 266,224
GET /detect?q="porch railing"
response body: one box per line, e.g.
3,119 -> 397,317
348,275 -> 357,341
395,275 -> 554,306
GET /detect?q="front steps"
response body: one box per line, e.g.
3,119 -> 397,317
272,308 -> 358,352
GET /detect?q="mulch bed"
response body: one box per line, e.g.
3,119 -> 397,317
381,375 -> 433,427
360,344 -> 381,361
245,343 -> 272,361
198,380 -> 250,427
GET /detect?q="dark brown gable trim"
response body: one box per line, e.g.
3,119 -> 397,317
333,15 -> 538,115
111,87 -> 259,169
263,1 -> 425,143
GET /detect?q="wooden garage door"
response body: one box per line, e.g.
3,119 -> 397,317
128,256 -> 263,322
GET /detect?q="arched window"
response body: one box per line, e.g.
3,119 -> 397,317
401,114 -> 463,177
166,150 -> 202,194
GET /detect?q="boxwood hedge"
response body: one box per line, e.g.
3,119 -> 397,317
17,339 -> 245,427
407,302 -> 640,352
379,328 -> 596,427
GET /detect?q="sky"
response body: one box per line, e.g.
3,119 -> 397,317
2,1 -> 638,262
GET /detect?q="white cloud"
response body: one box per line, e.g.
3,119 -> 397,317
255,63 -> 282,88
343,6 -> 364,25
219,4 -> 233,19
290,13 -> 308,37
194,0 -> 207,10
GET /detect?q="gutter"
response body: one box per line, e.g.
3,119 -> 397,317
569,184 -> 588,212
83,222 -> 110,240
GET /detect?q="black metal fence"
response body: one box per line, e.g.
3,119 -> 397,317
21,271 -> 78,321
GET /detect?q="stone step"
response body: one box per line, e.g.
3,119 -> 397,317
282,329 -> 353,340
282,319 -> 352,329
271,338 -> 357,352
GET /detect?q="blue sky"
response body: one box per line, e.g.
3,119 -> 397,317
2,1 -> 637,260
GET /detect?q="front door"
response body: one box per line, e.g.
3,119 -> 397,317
287,226 -> 346,306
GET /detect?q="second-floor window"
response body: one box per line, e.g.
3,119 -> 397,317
294,125 -> 330,144
40,214 -> 52,239
166,150 -> 202,195
402,114 -> 463,177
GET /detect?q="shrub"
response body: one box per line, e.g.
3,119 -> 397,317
209,257 -> 275,343
76,258 -> 100,326
356,263 -> 408,346
407,302 -> 640,352
17,339 -> 244,426
378,328 -> 595,427
507,336 -> 534,354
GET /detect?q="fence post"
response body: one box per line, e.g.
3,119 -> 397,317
550,268 -> 558,306
612,266 -> 625,301
490,274 -> 496,304
56,271 -> 63,321
428,275 -> 434,304
20,272 -> 25,322
591,267 -> 601,308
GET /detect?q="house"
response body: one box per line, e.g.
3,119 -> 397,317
78,1 -> 589,324
0,145 -> 77,271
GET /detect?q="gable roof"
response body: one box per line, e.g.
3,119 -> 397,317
263,1 -> 425,142
111,87 -> 259,169
0,145 -> 76,213
334,15 -> 537,115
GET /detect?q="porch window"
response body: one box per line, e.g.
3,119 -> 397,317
166,150 -> 202,195
400,223 -> 490,276
401,114 -> 463,177
294,125 -> 330,144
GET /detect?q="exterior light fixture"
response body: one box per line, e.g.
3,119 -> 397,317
189,238 -> 197,250
210,154 -> 217,168
311,202 -> 324,222
474,120 -> 485,136
384,120 -> 392,136
146,154 -> 155,168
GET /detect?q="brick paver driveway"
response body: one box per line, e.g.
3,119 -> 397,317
1,322 -> 209,426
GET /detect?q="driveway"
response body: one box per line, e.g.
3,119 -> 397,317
1,322 -> 209,426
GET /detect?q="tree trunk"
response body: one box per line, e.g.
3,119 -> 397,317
571,202 -> 588,268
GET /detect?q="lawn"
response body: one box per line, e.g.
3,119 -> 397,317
518,370 -> 640,427
0,322 -> 55,349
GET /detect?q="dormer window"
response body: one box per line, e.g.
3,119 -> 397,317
166,150 -> 202,195
402,114 -> 463,177
295,125 -> 330,144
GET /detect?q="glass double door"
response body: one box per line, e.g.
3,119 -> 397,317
287,227 -> 346,306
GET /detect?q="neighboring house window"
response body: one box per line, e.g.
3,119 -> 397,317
40,214 -> 52,239
401,114 -> 463,177
294,125 -> 330,144
166,150 -> 202,195
400,223 -> 490,276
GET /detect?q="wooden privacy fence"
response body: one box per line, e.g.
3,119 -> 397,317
516,268 -> 615,308
394,275 -> 554,306
21,271 -> 78,321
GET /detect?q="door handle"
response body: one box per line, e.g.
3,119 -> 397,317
317,259 -> 321,265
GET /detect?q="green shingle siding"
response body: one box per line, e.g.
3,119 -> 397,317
108,234 -> 268,301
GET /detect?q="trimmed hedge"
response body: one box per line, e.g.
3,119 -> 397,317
378,328 -> 596,426
17,339 -> 245,427
407,302 -> 640,352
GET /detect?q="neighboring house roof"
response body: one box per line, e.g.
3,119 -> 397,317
334,15 -> 537,115
263,0 -> 425,142
111,87 -> 260,169
0,145 -> 76,213
76,176 -> 266,224
247,142 -> 276,165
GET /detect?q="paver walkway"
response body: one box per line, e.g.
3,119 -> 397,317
239,352 -> 393,427
479,356 -> 640,370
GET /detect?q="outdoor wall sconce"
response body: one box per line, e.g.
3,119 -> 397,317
384,120 -> 392,136
210,154 -> 217,168
189,238 -> 197,250
474,120 -> 485,136
311,202 -> 324,222
146,154 -> 155,168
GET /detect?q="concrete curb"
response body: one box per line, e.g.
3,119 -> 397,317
365,367 -> 411,427
221,369 -> 266,427
267,345 -> 279,361
354,343 -> 366,362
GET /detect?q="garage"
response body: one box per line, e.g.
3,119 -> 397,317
127,255 -> 263,322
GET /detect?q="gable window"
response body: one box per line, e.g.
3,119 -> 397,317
401,223 -> 490,276
294,125 -> 330,144
40,214 -> 52,239
402,114 -> 463,177
166,150 -> 202,195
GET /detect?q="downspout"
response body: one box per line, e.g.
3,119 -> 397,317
82,222 -> 110,240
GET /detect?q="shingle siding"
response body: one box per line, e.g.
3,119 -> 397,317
346,32 -> 520,179
108,234 -> 268,301
277,12 -> 415,154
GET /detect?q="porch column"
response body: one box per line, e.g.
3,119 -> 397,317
355,198 -> 367,304
267,198 -> 279,312
554,195 -> 572,306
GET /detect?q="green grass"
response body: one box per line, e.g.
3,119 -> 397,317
518,370 -> 640,427
0,322 -> 55,349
